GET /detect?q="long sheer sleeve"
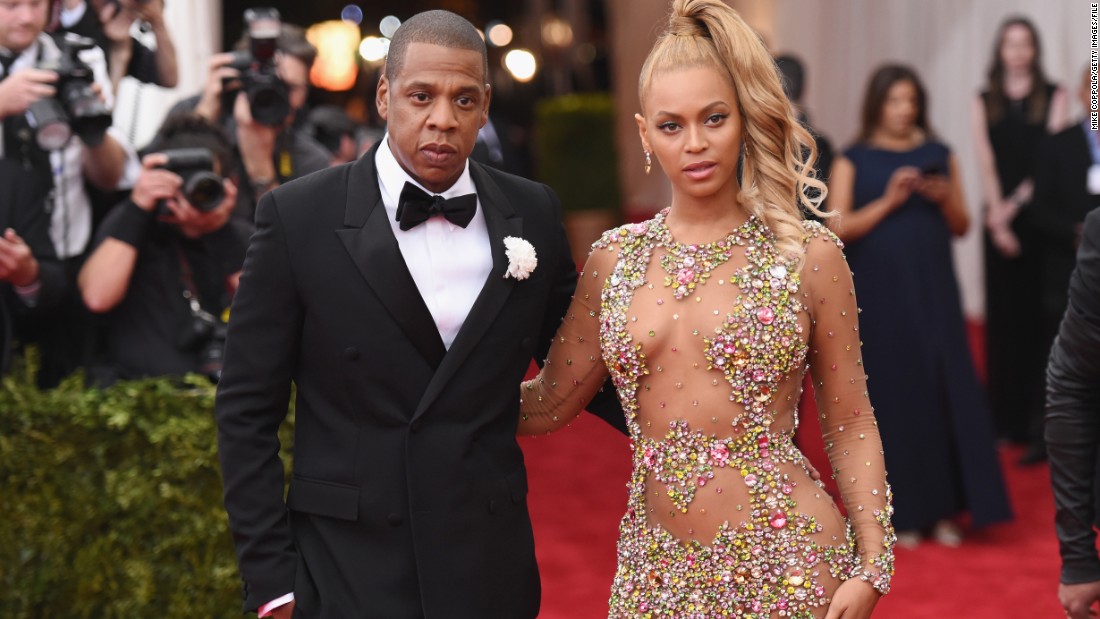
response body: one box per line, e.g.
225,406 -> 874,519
519,240 -> 617,435
803,224 -> 896,595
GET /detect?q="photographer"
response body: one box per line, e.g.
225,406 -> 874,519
169,13 -> 328,220
54,0 -> 180,93
1,0 -> 134,386
0,160 -> 66,375
78,114 -> 248,382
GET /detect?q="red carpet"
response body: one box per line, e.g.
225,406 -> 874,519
521,413 -> 1064,619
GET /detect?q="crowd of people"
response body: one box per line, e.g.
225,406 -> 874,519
2,0 -> 1100,617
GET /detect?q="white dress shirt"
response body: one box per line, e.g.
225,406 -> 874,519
375,135 -> 493,349
257,138 -> 492,617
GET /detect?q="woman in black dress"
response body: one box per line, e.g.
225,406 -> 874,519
828,65 -> 1012,547
971,17 -> 1068,462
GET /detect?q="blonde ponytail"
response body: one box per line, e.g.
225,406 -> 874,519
640,0 -> 829,264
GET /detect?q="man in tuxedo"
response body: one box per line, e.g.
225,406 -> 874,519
215,10 -> 621,618
1046,205 -> 1100,619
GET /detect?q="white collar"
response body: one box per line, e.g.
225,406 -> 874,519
59,1 -> 88,29
375,135 -> 477,207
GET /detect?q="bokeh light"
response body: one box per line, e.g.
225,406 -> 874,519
504,49 -> 537,82
380,15 -> 402,38
486,22 -> 513,47
340,5 -> 363,25
359,36 -> 390,63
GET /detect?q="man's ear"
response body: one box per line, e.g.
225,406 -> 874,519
376,74 -> 390,121
480,84 -> 492,128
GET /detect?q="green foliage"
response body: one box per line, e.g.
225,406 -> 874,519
0,352 -> 293,618
534,92 -> 622,212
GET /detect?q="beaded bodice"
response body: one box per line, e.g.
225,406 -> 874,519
521,210 -> 895,617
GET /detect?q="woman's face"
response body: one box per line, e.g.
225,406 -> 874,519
1000,24 -> 1036,73
636,65 -> 744,202
878,79 -> 919,137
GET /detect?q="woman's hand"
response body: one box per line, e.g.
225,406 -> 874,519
824,578 -> 881,619
916,173 -> 949,205
883,166 -> 920,210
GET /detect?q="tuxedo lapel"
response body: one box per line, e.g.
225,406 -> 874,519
335,147 -> 447,370
412,163 -> 523,421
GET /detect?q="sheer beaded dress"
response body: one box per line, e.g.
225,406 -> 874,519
521,210 -> 896,618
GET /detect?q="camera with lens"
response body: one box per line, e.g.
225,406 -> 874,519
25,33 -> 112,151
153,147 -> 226,213
176,296 -> 227,383
224,8 -> 290,127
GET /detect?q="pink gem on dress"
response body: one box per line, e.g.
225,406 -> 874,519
770,511 -> 788,529
753,369 -> 766,382
756,306 -> 775,325
710,443 -> 730,464
745,473 -> 758,486
643,447 -> 657,467
677,269 -> 695,285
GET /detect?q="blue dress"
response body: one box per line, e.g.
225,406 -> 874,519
842,141 -> 1011,531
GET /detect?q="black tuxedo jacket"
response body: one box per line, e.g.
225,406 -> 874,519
216,145 -> 622,617
1033,123 -> 1100,316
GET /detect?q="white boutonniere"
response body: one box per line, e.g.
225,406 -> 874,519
503,236 -> 538,280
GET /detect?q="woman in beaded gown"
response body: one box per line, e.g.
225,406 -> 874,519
518,2 -> 895,618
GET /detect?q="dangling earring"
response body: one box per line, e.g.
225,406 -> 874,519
644,151 -> 652,175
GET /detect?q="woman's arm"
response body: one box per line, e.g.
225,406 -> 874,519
803,225 -> 895,595
518,239 -> 616,435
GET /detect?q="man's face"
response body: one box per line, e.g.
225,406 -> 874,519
0,0 -> 49,54
376,42 -> 489,194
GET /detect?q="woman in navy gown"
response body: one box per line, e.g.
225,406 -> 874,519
827,65 -> 1011,547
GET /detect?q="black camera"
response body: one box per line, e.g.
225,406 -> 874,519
153,148 -> 226,213
25,33 -> 112,151
176,298 -> 227,383
224,8 -> 290,126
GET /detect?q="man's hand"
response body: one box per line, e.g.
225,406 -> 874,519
126,0 -> 165,29
1061,580 -> 1100,619
161,179 -> 238,239
131,153 -> 182,212
0,228 -> 41,288
0,69 -> 57,118
195,53 -> 241,122
235,92 -> 279,184
98,1 -> 135,45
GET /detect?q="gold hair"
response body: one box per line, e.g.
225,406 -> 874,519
639,0 -> 829,264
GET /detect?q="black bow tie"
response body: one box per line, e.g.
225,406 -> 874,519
396,182 -> 477,231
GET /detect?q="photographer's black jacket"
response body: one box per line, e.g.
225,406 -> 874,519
0,159 -> 66,375
91,200 -> 250,380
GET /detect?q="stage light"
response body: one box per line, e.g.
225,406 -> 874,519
486,22 -> 513,47
504,49 -> 537,82
380,15 -> 402,38
359,36 -> 390,63
306,20 -> 360,91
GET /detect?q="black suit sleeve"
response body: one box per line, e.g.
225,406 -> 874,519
2,162 -> 65,313
215,191 -> 303,611
534,184 -> 626,435
1045,206 -> 1100,584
